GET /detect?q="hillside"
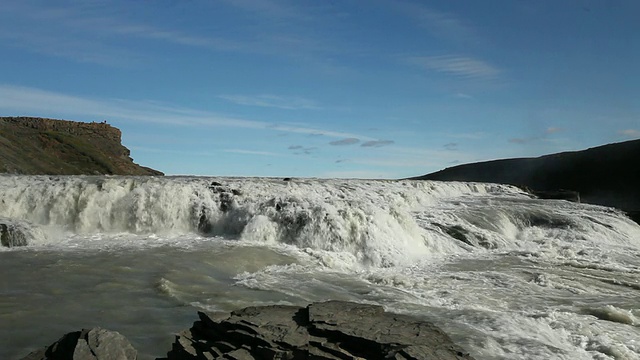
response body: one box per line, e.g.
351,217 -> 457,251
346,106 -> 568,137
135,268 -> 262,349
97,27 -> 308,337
413,140 -> 640,221
0,116 -> 163,175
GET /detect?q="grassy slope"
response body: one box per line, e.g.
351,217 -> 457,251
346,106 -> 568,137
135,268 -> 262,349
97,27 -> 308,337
0,117 -> 162,175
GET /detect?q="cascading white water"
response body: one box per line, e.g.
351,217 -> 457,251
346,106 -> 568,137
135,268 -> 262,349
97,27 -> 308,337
1,175 -> 640,359
2,175 -> 637,266
0,175 -> 529,263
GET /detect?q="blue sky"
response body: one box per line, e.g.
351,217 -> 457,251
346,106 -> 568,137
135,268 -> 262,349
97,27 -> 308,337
0,0 -> 638,178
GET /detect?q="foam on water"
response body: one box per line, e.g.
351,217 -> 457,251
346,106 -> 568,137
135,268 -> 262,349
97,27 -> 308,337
0,175 -> 528,264
2,175 -> 640,359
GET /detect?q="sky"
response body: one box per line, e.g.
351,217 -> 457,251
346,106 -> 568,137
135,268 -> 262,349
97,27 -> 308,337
0,0 -> 638,178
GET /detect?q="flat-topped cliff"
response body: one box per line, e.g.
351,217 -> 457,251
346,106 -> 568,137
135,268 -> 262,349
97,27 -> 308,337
0,116 -> 162,175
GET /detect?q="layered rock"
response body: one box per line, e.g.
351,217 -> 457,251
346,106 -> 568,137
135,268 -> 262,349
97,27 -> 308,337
0,116 -> 162,175
20,302 -> 474,360
21,327 -> 137,360
162,300 -> 473,360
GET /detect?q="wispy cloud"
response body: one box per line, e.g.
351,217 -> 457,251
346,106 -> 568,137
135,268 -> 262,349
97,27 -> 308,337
0,84 -> 365,140
108,24 -> 246,52
223,149 -> 281,156
409,55 -> 500,80
217,0 -> 301,20
545,127 -> 563,134
361,140 -> 394,148
287,144 -> 316,155
0,29 -> 138,67
329,138 -> 360,146
130,146 -> 229,158
444,142 -> 458,150
218,94 -> 320,110
390,2 -> 481,46
444,132 -> 487,140
508,138 -> 528,144
454,93 -> 474,99
619,129 -> 640,138
0,2 -> 313,67
509,126 -> 565,145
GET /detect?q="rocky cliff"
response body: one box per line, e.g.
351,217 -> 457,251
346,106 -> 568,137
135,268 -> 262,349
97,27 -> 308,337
413,139 -> 640,222
0,117 -> 163,175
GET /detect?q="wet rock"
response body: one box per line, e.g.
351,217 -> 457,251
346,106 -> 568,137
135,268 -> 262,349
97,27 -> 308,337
21,327 -> 137,360
0,219 -> 37,247
625,210 -> 640,225
206,183 -> 241,213
162,301 -> 473,360
532,190 -> 581,203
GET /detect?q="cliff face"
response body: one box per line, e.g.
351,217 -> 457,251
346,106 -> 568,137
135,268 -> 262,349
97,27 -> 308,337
412,139 -> 640,221
0,117 -> 163,175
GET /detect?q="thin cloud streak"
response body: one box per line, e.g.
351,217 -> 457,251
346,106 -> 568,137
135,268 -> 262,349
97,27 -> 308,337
444,142 -> 458,150
217,0 -> 301,19
390,2 -> 482,46
130,146 -> 227,158
223,149 -> 282,156
329,138 -> 360,146
0,0 -> 361,71
0,30 -> 138,67
0,2 -> 290,66
545,127 -> 563,134
361,140 -> 394,147
509,125 -> 564,145
619,129 -> 640,138
409,55 -> 500,79
218,94 -> 320,110
0,84 -> 366,140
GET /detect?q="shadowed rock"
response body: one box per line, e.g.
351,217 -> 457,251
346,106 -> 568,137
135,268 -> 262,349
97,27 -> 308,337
0,218 -> 43,248
413,139 -> 640,223
21,327 -> 137,360
162,300 -> 474,360
532,190 -> 580,203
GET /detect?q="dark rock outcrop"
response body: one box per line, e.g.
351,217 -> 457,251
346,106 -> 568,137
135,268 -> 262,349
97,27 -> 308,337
413,139 -> 640,222
21,327 -> 137,360
20,302 -> 473,360
162,300 -> 473,360
0,116 -> 163,175
0,218 -> 42,248
531,189 -> 581,203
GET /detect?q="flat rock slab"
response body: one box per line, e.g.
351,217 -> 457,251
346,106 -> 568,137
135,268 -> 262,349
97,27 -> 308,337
162,300 -> 474,360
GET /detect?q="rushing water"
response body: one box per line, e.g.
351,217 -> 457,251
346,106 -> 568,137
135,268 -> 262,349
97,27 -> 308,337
1,175 -> 639,359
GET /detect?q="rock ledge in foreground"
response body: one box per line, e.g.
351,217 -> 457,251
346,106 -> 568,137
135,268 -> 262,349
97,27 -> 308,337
21,327 -> 137,360
162,300 -> 474,360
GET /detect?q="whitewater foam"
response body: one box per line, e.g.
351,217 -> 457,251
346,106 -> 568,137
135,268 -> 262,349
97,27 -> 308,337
2,175 -> 640,359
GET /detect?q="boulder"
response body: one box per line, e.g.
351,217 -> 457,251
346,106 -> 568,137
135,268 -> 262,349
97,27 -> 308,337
21,327 -> 137,360
162,300 -> 473,360
0,219 -> 39,247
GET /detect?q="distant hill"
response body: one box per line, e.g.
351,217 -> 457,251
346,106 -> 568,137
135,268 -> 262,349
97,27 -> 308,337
0,116 -> 163,175
412,140 -> 640,221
